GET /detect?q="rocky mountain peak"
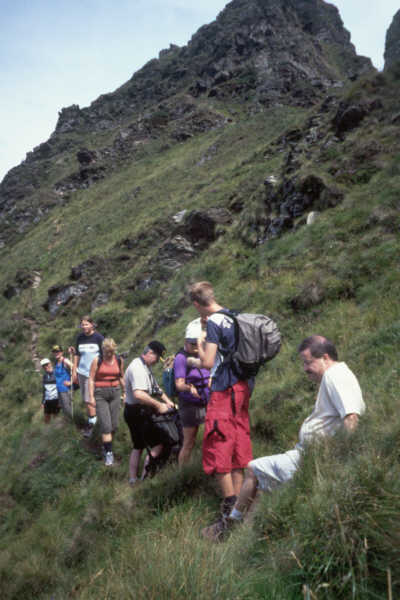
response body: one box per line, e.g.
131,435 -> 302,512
384,9 -> 400,69
0,0 -> 374,243
51,0 -> 371,135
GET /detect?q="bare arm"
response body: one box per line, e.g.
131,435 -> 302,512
197,340 -> 217,370
88,357 -> 98,408
72,354 -> 79,384
119,358 -> 126,401
343,413 -> 359,433
64,357 -> 73,370
175,377 -> 200,398
63,357 -> 73,387
160,391 -> 175,408
133,389 -> 171,413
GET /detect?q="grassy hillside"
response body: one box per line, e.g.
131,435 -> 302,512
0,66 -> 400,598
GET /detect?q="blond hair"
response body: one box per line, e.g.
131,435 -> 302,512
102,338 -> 117,354
188,281 -> 215,306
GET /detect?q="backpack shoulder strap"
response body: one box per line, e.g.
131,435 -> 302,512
216,309 -> 240,353
116,354 -> 122,377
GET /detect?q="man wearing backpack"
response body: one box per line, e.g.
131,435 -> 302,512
189,281 -> 253,531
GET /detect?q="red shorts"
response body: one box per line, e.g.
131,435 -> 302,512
202,380 -> 253,475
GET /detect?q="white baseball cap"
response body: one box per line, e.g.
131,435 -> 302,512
40,358 -> 51,366
185,318 -> 202,342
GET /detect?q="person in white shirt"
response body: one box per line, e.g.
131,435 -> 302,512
202,334 -> 365,541
124,341 -> 175,484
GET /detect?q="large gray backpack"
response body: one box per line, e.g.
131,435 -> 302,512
219,309 -> 281,378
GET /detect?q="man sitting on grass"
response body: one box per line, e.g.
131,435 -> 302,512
202,335 -> 366,541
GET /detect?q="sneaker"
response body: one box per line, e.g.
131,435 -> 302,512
104,451 -> 114,466
201,515 -> 235,542
129,477 -> 138,486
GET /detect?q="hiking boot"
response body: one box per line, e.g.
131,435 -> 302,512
201,515 -> 235,542
83,424 -> 94,438
104,451 -> 114,466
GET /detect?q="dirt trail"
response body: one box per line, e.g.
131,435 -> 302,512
24,317 -> 41,371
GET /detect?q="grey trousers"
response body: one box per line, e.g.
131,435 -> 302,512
95,386 -> 121,434
58,390 -> 73,418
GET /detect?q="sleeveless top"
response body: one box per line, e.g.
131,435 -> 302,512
95,357 -> 121,388
54,359 -> 71,393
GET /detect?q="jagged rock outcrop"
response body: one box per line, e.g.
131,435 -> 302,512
3,270 -> 41,299
240,168 -> 343,247
0,0 -> 373,242
332,102 -> 367,137
384,10 -> 400,69
186,0 -> 371,104
43,283 -> 89,315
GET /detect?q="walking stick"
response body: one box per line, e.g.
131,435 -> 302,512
69,349 -> 74,419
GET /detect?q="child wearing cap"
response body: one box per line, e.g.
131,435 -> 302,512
40,359 -> 60,423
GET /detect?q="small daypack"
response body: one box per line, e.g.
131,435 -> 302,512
149,407 -> 181,447
219,309 -> 281,379
162,350 -> 188,399
162,356 -> 178,399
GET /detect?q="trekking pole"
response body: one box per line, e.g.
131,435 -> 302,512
69,349 -> 74,419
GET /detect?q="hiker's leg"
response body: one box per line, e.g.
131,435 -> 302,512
231,468 -> 244,496
141,444 -> 163,479
129,448 -> 142,480
79,373 -> 96,420
149,443 -> 163,459
215,471 -> 235,497
233,466 -> 258,514
178,426 -> 198,465
250,449 -> 301,492
102,432 -> 112,447
59,391 -> 72,418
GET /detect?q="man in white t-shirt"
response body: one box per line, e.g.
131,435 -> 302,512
203,334 -> 365,541
124,341 -> 175,484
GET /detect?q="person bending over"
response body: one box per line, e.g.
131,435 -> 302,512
124,341 -> 175,485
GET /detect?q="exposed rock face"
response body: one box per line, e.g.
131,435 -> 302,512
332,102 -> 367,137
384,10 -> 400,69
43,283 -> 89,315
186,0 -> 371,105
3,270 -> 41,299
240,171 -> 343,246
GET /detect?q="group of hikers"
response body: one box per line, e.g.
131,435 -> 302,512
40,280 -> 365,542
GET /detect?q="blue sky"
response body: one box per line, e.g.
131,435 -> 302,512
1,0 -> 398,182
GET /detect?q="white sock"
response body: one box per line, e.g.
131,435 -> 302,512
88,416 -> 97,426
229,508 -> 243,521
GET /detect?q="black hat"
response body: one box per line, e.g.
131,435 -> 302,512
147,340 -> 166,358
